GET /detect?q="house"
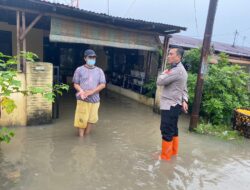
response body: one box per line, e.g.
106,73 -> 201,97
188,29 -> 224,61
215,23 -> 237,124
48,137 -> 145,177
169,35 -> 250,70
0,0 -> 186,126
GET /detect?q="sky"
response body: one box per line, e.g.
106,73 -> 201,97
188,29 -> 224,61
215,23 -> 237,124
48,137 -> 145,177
51,0 -> 250,47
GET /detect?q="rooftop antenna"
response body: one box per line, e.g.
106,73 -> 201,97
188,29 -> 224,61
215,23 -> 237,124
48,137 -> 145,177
47,0 -> 79,8
232,30 -> 239,47
107,0 -> 110,15
71,0 -> 79,8
242,36 -> 246,47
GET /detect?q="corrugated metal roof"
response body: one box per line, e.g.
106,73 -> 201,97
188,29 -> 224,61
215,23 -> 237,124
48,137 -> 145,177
168,35 -> 250,58
40,0 -> 186,30
0,0 -> 186,34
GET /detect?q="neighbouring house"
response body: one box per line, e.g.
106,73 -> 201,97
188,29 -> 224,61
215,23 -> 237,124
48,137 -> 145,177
154,35 -> 250,113
169,35 -> 250,71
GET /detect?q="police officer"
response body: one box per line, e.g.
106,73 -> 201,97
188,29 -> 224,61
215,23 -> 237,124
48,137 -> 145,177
157,47 -> 188,160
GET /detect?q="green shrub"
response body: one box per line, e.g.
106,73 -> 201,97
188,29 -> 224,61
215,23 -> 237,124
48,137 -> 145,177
195,123 -> 242,140
185,49 -> 250,125
183,48 -> 201,74
143,78 -> 157,98
0,127 -> 14,143
0,52 -> 69,143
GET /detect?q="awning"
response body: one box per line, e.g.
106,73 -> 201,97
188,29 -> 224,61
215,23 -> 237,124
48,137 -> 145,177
50,17 -> 160,51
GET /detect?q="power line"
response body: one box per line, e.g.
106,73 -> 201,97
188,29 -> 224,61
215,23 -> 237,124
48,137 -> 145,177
191,28 -> 250,39
193,0 -> 199,36
123,0 -> 137,17
107,0 -> 110,15
191,32 -> 234,38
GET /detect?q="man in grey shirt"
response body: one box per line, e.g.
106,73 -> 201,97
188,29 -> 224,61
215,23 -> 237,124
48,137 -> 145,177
72,49 -> 106,137
157,47 -> 188,161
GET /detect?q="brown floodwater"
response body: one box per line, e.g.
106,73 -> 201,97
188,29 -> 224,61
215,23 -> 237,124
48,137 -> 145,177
1,91 -> 250,190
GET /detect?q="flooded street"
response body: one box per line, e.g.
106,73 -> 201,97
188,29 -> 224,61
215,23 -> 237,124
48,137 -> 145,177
1,91 -> 250,190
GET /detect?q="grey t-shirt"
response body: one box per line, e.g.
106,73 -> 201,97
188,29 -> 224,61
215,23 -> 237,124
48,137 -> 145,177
156,62 -> 188,110
72,65 -> 106,103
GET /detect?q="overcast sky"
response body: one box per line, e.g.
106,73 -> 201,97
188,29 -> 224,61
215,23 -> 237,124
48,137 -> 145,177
54,0 -> 250,47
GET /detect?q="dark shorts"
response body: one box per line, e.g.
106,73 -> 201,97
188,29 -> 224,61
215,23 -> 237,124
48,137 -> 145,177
160,104 -> 182,141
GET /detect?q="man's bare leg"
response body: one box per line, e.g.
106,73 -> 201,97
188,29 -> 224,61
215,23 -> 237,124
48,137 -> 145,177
84,123 -> 93,135
78,128 -> 85,137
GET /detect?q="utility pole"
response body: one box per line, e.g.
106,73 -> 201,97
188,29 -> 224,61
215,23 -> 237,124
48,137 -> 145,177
232,30 -> 239,47
189,0 -> 219,131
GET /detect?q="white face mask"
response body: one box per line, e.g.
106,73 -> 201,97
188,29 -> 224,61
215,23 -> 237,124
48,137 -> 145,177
86,59 -> 96,66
